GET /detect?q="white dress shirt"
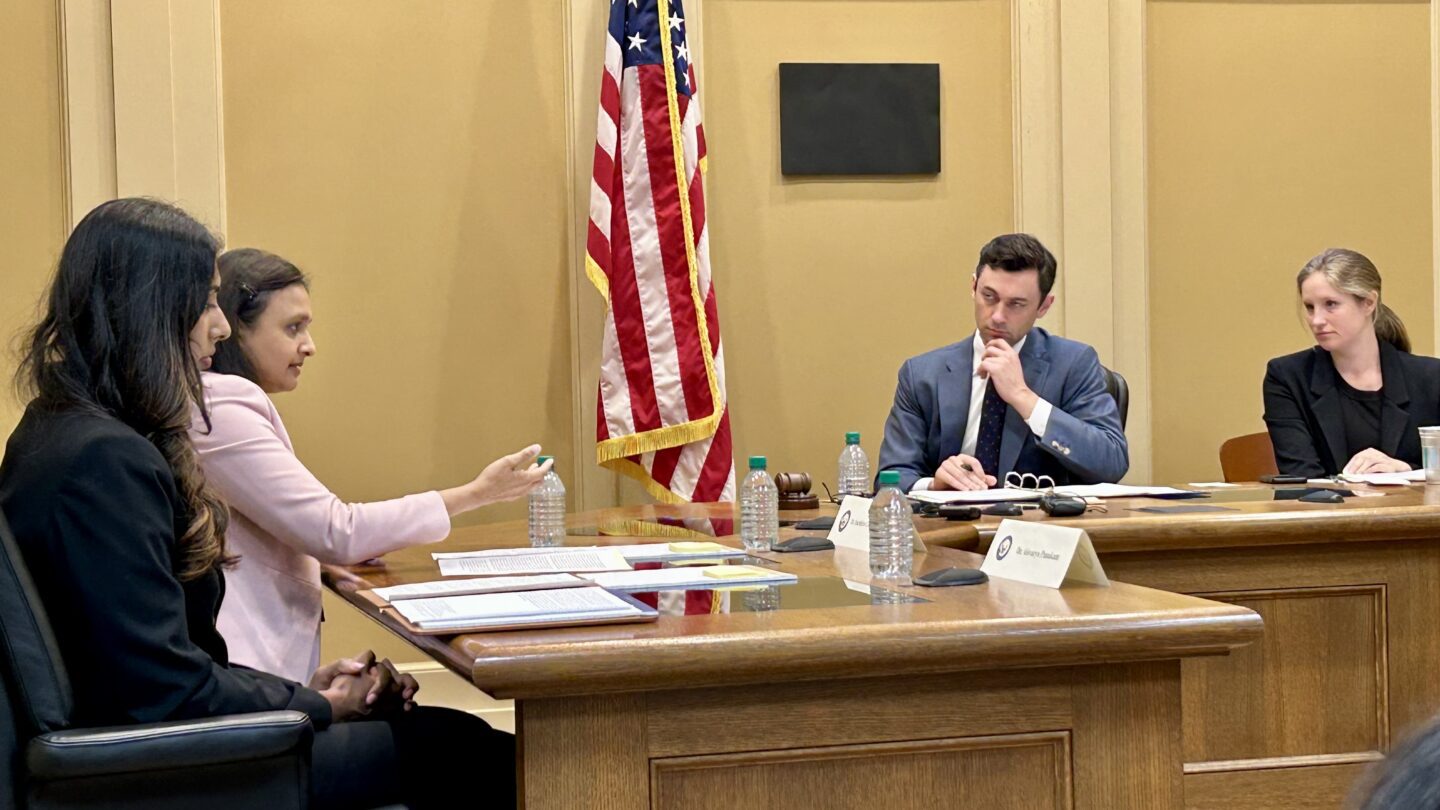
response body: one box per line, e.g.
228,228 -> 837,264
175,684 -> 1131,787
912,332 -> 1053,491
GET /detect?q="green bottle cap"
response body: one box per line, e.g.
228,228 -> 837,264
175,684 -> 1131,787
537,456 -> 553,465
748,455 -> 767,470
878,470 -> 901,486
845,432 -> 861,445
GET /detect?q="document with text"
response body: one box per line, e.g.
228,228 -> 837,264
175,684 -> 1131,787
581,565 -> 798,593
372,573 -> 587,602
433,542 -> 745,564
391,586 -> 647,630
436,548 -> 631,577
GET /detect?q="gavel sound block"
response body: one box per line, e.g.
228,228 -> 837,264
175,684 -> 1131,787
774,472 -> 820,510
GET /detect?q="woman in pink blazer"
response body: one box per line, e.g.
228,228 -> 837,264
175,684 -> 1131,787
190,248 -> 550,682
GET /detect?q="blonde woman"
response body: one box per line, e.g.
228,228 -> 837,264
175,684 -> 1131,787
1263,248 -> 1440,477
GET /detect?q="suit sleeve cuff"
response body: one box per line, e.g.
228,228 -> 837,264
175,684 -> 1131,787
288,686 -> 333,730
1026,398 -> 1053,437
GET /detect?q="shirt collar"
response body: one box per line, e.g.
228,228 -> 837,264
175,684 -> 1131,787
971,332 -> 1027,376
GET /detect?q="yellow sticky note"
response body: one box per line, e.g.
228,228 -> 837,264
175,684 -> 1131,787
669,541 -> 729,554
702,565 -> 765,579
669,558 -> 726,568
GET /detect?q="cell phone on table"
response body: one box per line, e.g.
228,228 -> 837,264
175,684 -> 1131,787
1259,474 -> 1308,484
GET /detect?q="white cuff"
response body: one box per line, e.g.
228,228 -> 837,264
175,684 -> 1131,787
1026,398 -> 1053,438
911,477 -> 935,492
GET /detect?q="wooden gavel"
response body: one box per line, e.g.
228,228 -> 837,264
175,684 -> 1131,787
774,472 -> 819,510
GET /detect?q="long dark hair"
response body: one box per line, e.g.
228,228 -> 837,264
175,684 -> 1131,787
211,248 -> 309,384
16,197 -> 233,580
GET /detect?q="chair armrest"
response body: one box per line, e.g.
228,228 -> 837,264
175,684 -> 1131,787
27,710 -> 313,780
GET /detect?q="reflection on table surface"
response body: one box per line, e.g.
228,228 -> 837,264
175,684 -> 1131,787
683,575 -> 929,613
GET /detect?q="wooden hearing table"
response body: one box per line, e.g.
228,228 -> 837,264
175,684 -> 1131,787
333,503 -> 1260,810
960,483 -> 1440,810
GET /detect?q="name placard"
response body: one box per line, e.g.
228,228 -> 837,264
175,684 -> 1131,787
828,495 -> 927,553
828,495 -> 872,551
980,519 -> 1109,589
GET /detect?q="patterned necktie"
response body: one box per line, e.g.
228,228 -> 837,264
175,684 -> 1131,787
973,381 -> 1007,478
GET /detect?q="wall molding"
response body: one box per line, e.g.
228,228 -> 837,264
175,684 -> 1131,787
56,0 -> 117,228
1014,0 -> 1153,482
1432,0 -> 1440,356
108,0 -> 227,235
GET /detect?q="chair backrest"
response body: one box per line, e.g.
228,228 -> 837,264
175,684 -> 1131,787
0,513 -> 74,740
0,673 -> 19,810
1220,431 -> 1278,482
1100,365 -> 1129,430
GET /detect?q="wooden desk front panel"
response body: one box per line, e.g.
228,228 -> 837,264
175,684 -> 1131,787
519,662 -> 1184,810
1103,539 -> 1440,810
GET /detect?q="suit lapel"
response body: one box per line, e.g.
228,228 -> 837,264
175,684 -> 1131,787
938,338 -> 974,462
999,330 -> 1050,477
1309,351 -> 1349,472
1379,342 -> 1411,458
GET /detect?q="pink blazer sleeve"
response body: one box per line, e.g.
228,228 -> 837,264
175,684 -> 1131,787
192,374 -> 451,565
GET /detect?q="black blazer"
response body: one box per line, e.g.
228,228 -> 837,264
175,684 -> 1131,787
0,403 -> 332,729
1263,343 -> 1440,477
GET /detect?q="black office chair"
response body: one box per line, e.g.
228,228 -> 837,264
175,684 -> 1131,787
1100,365 -> 1129,430
0,513 -> 314,810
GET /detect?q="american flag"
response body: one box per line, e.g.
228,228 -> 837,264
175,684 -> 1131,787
587,0 -> 735,503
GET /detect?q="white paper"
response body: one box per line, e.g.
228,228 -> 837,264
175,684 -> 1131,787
908,489 -> 1042,505
373,573 -> 584,602
436,549 -> 631,577
980,519 -> 1109,589
1335,470 -> 1427,486
392,587 -> 643,629
432,542 -> 745,564
1053,484 -> 1196,499
580,566 -> 797,593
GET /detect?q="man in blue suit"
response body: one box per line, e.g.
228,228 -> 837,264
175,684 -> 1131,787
878,234 -> 1128,491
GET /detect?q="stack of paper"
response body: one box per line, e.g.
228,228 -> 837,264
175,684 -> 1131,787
389,587 -> 653,632
909,483 -> 1199,504
433,541 -> 745,568
908,489 -> 1042,505
1327,470 -> 1427,486
372,573 -> 588,602
580,565 -> 798,593
434,548 -> 631,577
1053,484 -> 1199,499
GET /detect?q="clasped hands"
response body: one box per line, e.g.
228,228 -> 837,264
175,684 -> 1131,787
934,339 -> 1036,492
309,649 -> 419,723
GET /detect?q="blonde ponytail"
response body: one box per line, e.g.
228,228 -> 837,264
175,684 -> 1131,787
1373,302 -> 1411,353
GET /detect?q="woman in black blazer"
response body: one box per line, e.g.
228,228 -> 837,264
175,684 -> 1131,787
1264,248 -> 1440,478
0,199 -> 511,809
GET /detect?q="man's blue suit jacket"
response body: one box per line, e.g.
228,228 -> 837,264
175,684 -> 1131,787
877,327 -> 1129,492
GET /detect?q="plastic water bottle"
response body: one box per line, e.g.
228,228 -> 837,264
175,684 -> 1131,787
528,456 -> 566,547
739,455 -> 779,554
869,470 -> 913,585
837,431 -> 871,496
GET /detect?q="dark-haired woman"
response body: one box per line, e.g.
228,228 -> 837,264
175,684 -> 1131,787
0,198 -> 512,809
1263,248 -> 1440,478
191,247 -> 549,683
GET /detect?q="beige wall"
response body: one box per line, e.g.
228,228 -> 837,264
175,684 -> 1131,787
704,0 -> 1015,485
0,2 -> 68,438
1147,0 -> 1434,483
218,1 -> 574,525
